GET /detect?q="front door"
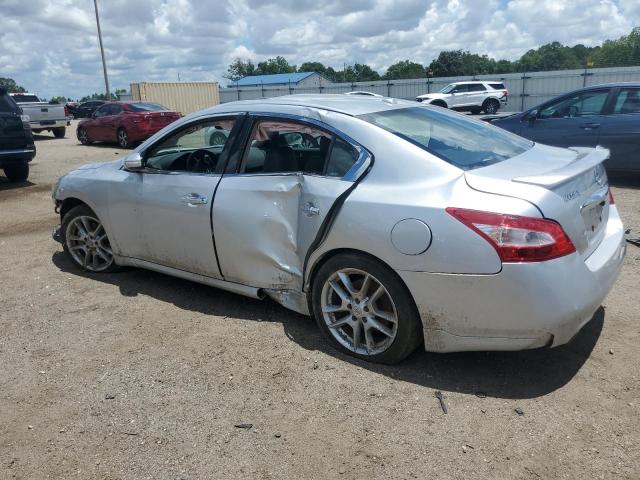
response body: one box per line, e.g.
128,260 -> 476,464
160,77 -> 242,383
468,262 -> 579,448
134,115 -> 241,278
522,88 -> 611,147
213,117 -> 369,290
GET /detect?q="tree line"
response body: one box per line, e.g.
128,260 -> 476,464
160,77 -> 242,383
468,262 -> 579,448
226,27 -> 640,82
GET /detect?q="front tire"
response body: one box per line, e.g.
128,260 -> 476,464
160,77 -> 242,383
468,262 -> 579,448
430,100 -> 447,108
53,127 -> 66,138
117,128 -> 130,148
62,205 -> 119,273
77,127 -> 92,145
312,253 -> 422,364
483,98 -> 500,114
3,162 -> 29,182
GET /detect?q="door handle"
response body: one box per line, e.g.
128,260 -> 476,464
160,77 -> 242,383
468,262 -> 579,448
580,123 -> 600,130
181,193 -> 208,206
302,202 -> 320,216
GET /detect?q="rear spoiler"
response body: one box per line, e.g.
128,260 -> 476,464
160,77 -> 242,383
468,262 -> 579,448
513,146 -> 609,188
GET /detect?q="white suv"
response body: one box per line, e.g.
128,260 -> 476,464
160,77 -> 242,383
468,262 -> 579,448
416,81 -> 508,114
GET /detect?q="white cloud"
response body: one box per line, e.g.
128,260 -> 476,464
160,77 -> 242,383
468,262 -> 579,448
0,0 -> 636,99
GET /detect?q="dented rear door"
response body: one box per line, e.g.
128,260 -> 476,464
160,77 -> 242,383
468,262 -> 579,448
212,115 -> 371,291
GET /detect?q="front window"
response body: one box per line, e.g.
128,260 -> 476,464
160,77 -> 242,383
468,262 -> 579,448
358,106 -> 533,170
539,90 -> 608,119
145,118 -> 236,173
127,102 -> 167,112
440,84 -> 456,94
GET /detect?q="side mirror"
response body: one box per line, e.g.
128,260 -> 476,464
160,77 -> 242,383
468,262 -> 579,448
526,109 -> 538,122
123,152 -> 144,171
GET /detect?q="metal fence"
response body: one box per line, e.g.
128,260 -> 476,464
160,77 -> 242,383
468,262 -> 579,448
219,65 -> 640,111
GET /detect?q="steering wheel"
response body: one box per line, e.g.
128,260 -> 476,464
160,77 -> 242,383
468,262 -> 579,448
186,149 -> 216,173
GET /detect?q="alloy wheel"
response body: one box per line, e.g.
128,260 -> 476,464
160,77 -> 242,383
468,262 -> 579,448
65,215 -> 114,272
117,129 -> 128,148
78,128 -> 89,144
320,268 -> 398,355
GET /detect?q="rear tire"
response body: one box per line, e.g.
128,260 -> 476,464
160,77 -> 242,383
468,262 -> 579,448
3,162 -> 29,182
53,127 -> 66,138
117,128 -> 130,149
483,98 -> 500,114
311,253 -> 422,364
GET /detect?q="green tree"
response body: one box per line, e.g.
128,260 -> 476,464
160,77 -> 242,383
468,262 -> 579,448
383,60 -> 426,79
256,56 -> 297,75
299,61 -> 328,74
592,27 -> 640,67
225,58 -> 257,81
49,96 -> 69,103
0,77 -> 27,93
342,63 -> 381,82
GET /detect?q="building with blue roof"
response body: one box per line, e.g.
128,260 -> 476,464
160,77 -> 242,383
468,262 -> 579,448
229,72 -> 331,88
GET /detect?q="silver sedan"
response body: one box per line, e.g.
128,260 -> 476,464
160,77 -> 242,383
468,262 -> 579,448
52,95 -> 626,364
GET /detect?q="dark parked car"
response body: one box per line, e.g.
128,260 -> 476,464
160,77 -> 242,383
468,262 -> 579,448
70,100 -> 105,119
490,83 -> 640,173
77,101 -> 181,148
0,88 -> 35,182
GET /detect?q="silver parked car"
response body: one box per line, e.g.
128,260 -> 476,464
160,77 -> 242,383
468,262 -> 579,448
52,95 -> 625,364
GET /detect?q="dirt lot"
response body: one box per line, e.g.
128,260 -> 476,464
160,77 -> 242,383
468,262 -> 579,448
1,122 -> 639,479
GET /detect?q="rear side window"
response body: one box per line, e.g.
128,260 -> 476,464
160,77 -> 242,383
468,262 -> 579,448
358,106 -> 533,170
326,137 -> 359,177
488,83 -> 506,90
613,88 -> 640,114
467,84 -> 486,92
0,94 -> 19,113
128,102 -> 167,112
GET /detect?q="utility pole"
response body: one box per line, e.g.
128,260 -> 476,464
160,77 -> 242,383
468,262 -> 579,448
93,0 -> 111,100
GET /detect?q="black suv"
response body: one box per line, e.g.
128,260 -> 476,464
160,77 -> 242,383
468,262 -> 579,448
0,88 -> 36,182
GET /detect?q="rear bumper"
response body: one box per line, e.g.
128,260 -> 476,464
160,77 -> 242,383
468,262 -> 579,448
399,206 -> 626,353
0,147 -> 36,164
30,119 -> 68,129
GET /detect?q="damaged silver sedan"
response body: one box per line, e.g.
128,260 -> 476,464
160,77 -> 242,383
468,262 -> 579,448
52,95 -> 625,364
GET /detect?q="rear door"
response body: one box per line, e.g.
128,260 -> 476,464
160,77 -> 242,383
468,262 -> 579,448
466,83 -> 487,106
0,93 -> 27,150
597,86 -> 640,172
212,115 -> 370,290
521,88 -> 611,147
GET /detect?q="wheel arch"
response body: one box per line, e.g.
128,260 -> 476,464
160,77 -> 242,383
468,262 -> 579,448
305,247 -> 421,318
430,99 -> 448,108
59,197 -> 90,220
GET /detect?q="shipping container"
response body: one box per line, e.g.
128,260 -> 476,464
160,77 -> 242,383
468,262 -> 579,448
130,81 -> 220,115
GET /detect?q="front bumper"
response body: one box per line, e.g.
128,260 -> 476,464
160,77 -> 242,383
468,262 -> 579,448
399,207 -> 626,353
52,224 -> 62,244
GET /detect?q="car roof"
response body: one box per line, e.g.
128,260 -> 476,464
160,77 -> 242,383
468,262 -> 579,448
582,82 -> 640,89
204,94 -> 419,116
450,81 -> 501,85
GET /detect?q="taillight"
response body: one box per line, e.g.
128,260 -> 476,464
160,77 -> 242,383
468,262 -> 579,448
446,208 -> 576,262
608,188 -> 615,205
64,105 -> 69,117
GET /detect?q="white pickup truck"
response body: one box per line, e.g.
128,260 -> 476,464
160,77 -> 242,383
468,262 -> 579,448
10,93 -> 69,138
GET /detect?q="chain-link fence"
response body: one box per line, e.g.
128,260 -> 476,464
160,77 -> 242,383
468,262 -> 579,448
219,65 -> 640,111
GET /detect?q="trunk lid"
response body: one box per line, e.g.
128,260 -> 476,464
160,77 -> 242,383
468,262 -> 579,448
464,143 -> 610,258
143,111 -> 180,128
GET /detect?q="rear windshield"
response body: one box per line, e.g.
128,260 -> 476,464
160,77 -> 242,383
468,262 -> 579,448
358,106 -> 533,170
488,83 -> 506,90
11,94 -> 40,103
0,94 -> 19,113
127,102 -> 167,112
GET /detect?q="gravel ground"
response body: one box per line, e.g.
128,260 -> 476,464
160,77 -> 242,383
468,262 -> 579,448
1,122 -> 639,479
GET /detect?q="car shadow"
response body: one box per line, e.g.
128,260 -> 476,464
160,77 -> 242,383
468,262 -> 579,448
52,251 -> 603,400
0,178 -> 36,191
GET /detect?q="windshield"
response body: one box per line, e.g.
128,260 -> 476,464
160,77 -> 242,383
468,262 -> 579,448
439,84 -> 456,94
358,106 -> 533,170
127,102 -> 167,112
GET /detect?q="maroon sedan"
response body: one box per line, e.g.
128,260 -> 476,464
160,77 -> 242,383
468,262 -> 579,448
76,102 -> 181,148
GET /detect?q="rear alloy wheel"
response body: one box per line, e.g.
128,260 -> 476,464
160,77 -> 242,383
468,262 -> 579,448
312,253 -> 422,364
77,127 -> 91,145
3,162 -> 29,182
483,98 -> 500,114
117,128 -> 129,148
62,205 -> 119,273
53,127 -> 66,138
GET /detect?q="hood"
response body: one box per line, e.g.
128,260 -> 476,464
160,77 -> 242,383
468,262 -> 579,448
72,157 -> 124,172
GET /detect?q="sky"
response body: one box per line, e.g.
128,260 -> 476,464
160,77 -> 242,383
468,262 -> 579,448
1,0 -> 638,100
